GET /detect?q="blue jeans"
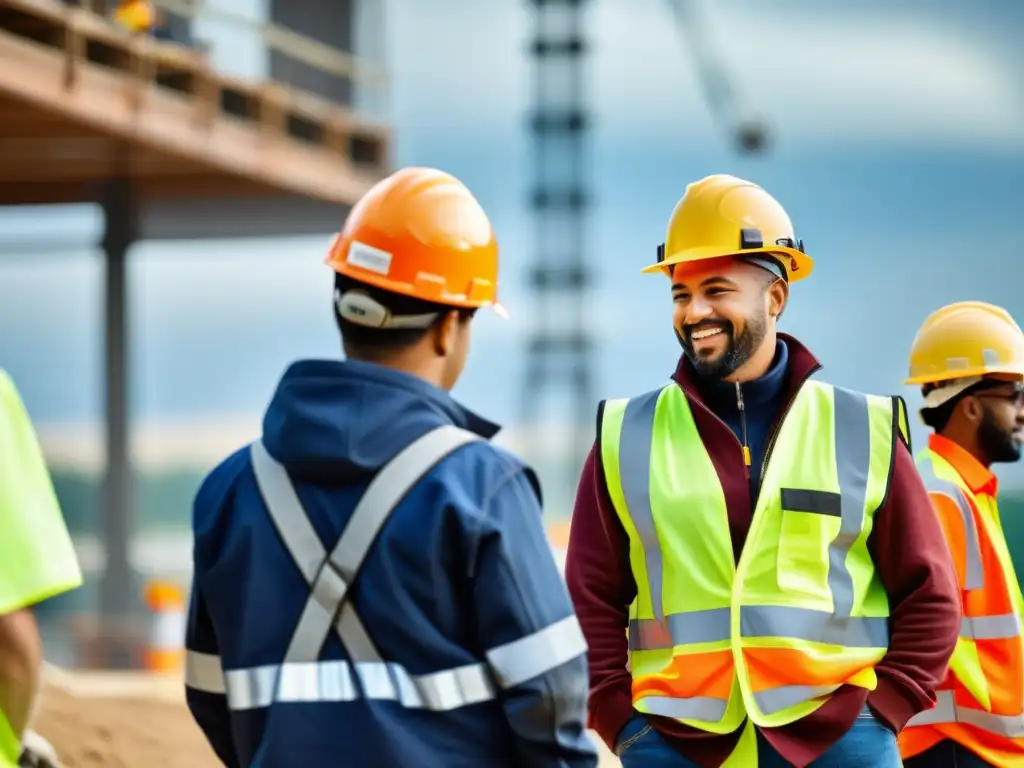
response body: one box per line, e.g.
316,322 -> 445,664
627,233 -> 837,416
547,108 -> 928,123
615,709 -> 901,767
902,740 -> 992,767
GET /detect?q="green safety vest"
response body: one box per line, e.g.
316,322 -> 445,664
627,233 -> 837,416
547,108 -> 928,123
600,378 -> 908,735
0,370 -> 83,765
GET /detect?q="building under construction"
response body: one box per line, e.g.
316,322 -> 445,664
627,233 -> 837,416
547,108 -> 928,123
0,0 -> 391,668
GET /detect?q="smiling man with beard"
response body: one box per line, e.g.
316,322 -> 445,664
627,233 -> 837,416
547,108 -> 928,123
565,174 -> 960,767
899,301 -> 1024,768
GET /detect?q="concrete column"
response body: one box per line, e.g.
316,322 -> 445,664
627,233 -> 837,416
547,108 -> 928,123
99,178 -> 138,668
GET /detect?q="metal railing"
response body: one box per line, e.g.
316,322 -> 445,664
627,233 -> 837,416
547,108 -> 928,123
77,0 -> 388,93
0,0 -> 392,197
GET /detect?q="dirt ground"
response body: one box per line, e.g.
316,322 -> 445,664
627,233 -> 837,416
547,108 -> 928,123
33,670 -> 220,768
33,667 -> 618,767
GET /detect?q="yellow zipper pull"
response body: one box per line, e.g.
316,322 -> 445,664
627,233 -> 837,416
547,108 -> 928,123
735,381 -> 752,467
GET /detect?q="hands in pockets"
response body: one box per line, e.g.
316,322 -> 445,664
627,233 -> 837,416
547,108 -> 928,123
614,715 -> 698,766
614,715 -> 654,757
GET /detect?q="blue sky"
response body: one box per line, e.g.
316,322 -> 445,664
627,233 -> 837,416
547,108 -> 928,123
2,0 -> 1024,493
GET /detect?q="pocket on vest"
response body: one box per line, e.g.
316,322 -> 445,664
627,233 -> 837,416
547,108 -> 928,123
776,489 -> 842,597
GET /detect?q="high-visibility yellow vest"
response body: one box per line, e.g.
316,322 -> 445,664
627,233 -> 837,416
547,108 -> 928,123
600,379 -> 907,734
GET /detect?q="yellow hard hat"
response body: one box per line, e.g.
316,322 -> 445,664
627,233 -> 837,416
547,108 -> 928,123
642,174 -> 813,282
905,301 -> 1024,385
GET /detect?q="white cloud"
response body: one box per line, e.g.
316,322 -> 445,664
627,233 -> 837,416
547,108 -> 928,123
384,0 -> 1024,150
594,2 -> 1024,148
386,0 -> 529,142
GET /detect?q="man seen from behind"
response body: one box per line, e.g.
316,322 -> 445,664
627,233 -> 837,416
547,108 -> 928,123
183,167 -> 597,768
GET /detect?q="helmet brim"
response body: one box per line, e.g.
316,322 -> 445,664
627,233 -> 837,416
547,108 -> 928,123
641,246 -> 813,283
904,367 -> 1024,386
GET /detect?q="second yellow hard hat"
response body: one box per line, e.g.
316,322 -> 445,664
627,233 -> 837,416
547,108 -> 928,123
906,301 -> 1024,386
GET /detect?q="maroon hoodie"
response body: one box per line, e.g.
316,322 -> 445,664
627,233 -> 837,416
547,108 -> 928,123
564,334 -> 960,767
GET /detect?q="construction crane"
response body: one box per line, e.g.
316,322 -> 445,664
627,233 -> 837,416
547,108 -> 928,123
665,0 -> 770,155
521,0 -> 768,509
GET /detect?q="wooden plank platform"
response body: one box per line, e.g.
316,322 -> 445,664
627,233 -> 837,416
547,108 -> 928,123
0,0 -> 391,206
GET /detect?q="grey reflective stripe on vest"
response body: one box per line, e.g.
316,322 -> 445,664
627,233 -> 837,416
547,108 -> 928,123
640,695 -> 729,721
621,384 -> 887,652
829,387 -> 871,621
629,607 -> 731,650
916,458 -> 984,591
629,605 -> 888,652
639,681 -> 833,720
963,613 -> 1022,640
907,690 -> 1024,738
741,605 -> 888,648
619,387 -> 666,622
754,684 -> 837,716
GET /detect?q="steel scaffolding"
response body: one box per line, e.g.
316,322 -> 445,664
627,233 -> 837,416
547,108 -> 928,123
522,0 -> 594,503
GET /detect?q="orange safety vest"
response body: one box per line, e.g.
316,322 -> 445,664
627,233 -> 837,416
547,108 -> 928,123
899,434 -> 1024,766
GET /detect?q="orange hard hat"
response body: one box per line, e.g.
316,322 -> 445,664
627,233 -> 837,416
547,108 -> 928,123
325,167 -> 504,315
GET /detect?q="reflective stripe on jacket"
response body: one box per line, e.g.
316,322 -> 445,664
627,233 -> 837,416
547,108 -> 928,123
183,358 -> 597,768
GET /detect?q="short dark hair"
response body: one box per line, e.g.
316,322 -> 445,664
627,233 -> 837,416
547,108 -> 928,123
757,267 -> 780,290
333,273 -> 476,359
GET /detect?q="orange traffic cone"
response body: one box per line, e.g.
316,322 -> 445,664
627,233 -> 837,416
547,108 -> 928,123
546,520 -> 570,574
142,580 -> 185,674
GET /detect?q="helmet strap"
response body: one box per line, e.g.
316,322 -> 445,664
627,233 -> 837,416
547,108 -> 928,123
739,255 -> 787,282
334,289 -> 439,330
922,376 -> 985,409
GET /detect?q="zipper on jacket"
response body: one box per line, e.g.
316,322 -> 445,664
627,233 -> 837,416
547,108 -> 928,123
680,361 -> 821,490
758,364 -> 822,485
687,396 -> 748,480
735,381 -> 751,467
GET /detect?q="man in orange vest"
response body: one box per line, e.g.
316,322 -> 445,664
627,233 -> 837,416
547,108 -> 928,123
900,301 -> 1024,768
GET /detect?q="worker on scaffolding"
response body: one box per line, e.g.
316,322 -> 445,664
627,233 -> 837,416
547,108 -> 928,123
182,167 -> 597,768
0,369 -> 82,768
899,301 -> 1024,768
111,0 -> 156,34
111,0 -> 179,42
565,174 -> 961,767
